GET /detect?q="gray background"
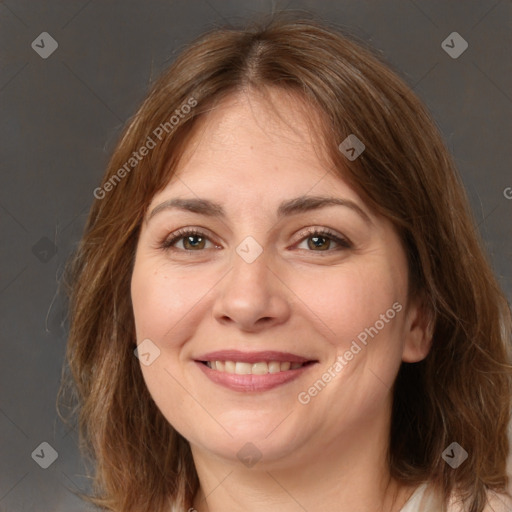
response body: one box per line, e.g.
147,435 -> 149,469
1,1 -> 511,510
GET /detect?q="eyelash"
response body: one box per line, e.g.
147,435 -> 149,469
159,226 -> 352,255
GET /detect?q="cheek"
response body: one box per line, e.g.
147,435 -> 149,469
289,260 -> 405,351
130,258 -> 205,435
131,263 -> 171,342
131,257 -> 210,343
299,262 -> 407,403
287,262 -> 406,430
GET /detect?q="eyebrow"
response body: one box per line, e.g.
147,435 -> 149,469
147,195 -> 372,225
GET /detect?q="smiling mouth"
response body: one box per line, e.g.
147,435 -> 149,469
199,360 -> 316,375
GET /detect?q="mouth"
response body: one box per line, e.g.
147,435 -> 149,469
194,350 -> 318,392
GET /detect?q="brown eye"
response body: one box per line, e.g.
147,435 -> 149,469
295,228 -> 352,252
307,234 -> 331,251
161,228 -> 215,251
181,234 -> 206,250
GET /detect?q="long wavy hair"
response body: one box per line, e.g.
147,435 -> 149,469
58,12 -> 512,512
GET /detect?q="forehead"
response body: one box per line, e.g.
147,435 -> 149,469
184,89 -> 325,163
152,89 -> 360,207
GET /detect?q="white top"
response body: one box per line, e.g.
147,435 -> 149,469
399,484 -> 437,512
399,483 -> 512,512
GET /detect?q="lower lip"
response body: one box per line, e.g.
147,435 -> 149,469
195,361 -> 316,392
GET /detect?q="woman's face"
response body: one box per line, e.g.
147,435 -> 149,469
131,89 -> 429,469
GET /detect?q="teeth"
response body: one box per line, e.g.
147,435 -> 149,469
251,362 -> 269,375
205,360 -> 305,374
235,362 -> 252,374
268,361 -> 281,373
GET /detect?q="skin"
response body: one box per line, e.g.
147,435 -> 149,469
130,88 -> 432,512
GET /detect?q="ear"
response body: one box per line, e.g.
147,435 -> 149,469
401,294 -> 434,363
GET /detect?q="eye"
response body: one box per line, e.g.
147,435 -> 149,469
293,227 -> 352,253
160,226 -> 352,254
160,227 -> 218,251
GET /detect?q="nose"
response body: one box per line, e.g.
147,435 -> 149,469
212,244 -> 291,332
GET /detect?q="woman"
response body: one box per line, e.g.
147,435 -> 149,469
59,13 -> 512,512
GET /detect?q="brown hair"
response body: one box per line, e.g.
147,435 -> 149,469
58,12 -> 512,512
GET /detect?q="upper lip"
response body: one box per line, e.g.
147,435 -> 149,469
195,350 -> 316,364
